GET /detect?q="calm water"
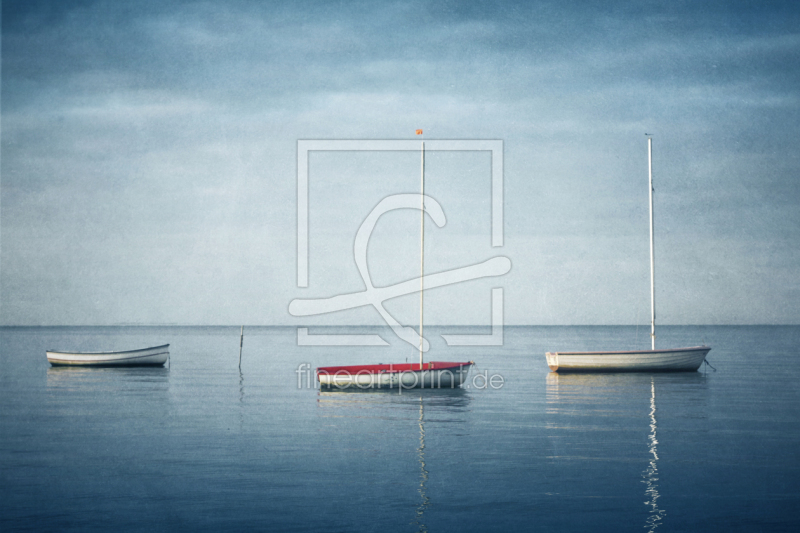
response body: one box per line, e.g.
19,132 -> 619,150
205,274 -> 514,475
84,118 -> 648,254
1,325 -> 799,532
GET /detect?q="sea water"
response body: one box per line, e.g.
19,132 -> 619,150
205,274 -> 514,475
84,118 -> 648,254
1,326 -> 798,532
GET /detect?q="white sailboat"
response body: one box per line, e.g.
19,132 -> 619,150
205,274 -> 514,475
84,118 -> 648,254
317,133 -> 474,388
546,137 -> 710,372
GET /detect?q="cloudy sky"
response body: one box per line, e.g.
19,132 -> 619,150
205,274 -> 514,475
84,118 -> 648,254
2,0 -> 798,326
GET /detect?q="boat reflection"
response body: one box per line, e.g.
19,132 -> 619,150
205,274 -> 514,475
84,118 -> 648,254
317,388 -> 468,531
46,365 -> 170,391
546,373 -> 683,531
317,386 -> 470,409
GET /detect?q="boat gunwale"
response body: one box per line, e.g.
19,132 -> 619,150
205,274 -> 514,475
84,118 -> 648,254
317,361 -> 473,375
546,346 -> 710,356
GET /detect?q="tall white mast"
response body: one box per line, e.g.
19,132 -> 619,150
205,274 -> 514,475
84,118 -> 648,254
648,137 -> 656,350
419,140 -> 425,369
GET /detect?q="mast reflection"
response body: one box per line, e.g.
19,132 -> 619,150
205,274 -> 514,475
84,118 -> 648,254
545,373 -> 669,530
315,388 -> 471,532
412,397 -> 430,532
643,377 -> 665,531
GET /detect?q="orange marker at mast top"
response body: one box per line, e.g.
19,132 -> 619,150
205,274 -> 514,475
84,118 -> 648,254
415,129 -> 423,135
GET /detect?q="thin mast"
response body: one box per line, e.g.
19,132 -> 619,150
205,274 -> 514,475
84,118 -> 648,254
419,141 -> 425,369
648,137 -> 656,350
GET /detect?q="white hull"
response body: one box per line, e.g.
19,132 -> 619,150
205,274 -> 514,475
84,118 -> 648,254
318,363 -> 472,389
47,344 -> 169,367
545,346 -> 710,373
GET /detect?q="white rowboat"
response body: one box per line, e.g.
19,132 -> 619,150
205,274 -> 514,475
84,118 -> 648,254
545,346 -> 710,373
46,344 -> 169,367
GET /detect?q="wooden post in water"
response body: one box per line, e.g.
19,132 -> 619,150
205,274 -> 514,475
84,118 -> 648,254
238,326 -> 244,369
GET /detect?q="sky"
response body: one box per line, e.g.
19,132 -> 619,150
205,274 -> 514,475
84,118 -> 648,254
1,0 -> 799,326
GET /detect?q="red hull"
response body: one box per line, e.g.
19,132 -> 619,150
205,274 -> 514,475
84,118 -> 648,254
316,361 -> 474,388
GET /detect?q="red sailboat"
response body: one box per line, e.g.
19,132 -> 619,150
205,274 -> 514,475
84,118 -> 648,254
317,133 -> 473,389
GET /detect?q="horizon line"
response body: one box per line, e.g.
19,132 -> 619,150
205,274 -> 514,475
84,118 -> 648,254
1,324 -> 797,328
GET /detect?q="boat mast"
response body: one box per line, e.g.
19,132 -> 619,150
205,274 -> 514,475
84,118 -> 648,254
648,136 -> 656,350
419,140 -> 425,369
